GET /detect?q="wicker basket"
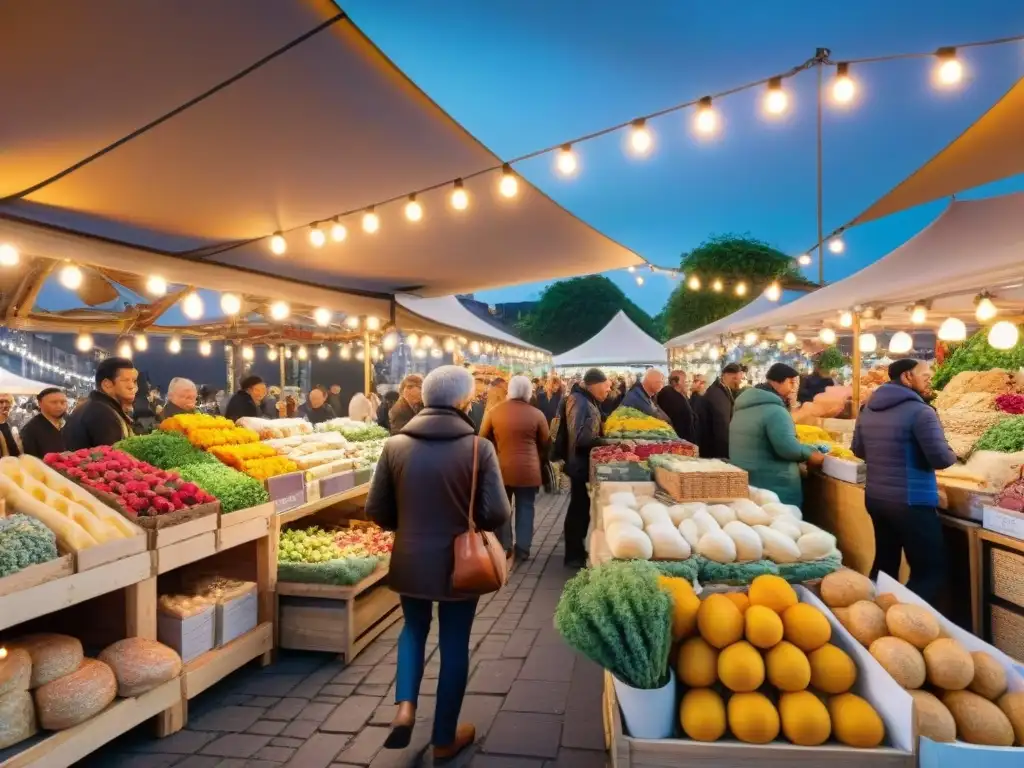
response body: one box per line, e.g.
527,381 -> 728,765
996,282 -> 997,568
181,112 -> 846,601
654,466 -> 748,502
990,547 -> 1024,609
990,603 -> 1024,662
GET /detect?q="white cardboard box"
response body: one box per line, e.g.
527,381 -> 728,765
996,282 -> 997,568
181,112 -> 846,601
157,604 -> 216,663
982,504 -> 1024,543
822,456 -> 867,484
217,584 -> 258,646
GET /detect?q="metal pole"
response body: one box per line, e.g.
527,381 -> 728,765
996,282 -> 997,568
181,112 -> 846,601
278,345 -> 286,389
851,313 -> 862,418
816,60 -> 825,287
363,329 -> 372,395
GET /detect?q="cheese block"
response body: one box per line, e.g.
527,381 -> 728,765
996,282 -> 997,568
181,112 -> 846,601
99,638 -> 182,697
9,633 -> 84,689
0,649 -> 32,697
36,658 -> 117,730
0,690 -> 37,749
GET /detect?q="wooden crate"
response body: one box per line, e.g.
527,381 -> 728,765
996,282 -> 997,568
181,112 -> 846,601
74,533 -> 148,573
277,567 -> 400,663
989,546 -> 1024,609
653,466 -> 747,502
989,603 -> 1024,662
0,554 -> 73,597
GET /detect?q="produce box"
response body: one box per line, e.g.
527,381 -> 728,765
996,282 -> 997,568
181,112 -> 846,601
354,468 -> 373,487
594,463 -> 651,483
822,456 -> 866,485
265,471 -> 306,514
158,601 -> 216,663
216,583 -> 259,646
984,505 -> 1024,542
653,465 -> 748,502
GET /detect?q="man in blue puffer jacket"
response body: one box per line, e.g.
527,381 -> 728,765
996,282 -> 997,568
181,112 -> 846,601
852,358 -> 956,603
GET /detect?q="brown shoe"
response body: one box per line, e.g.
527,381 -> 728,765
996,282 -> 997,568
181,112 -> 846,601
433,723 -> 476,762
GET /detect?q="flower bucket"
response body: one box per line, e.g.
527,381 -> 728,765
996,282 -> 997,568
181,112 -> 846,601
611,668 -> 675,739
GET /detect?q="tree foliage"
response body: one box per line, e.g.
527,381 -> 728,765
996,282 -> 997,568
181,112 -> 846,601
516,275 -> 664,354
662,235 -> 813,338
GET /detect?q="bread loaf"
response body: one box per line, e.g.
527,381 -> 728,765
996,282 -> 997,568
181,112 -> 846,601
0,648 -> 32,696
9,634 -> 83,688
35,658 -> 117,730
99,638 -> 182,697
0,690 -> 37,749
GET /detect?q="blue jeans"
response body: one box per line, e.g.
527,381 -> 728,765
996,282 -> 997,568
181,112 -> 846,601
396,596 -> 478,745
504,486 -> 537,556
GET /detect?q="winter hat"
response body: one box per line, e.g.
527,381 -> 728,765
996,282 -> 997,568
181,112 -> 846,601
766,363 -> 800,383
583,368 -> 608,385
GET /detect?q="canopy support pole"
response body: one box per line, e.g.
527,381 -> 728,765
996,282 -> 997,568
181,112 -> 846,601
816,59 -> 825,287
363,329 -> 372,395
278,346 -> 286,389
851,313 -> 862,418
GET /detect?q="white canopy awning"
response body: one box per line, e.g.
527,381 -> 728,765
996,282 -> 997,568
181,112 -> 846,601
0,369 -> 58,396
664,290 -> 810,348
0,0 -> 642,301
552,311 -> 667,367
394,295 -> 548,353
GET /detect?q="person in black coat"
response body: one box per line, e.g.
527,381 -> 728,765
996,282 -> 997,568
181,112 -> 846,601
798,362 -> 836,404
656,370 -> 697,444
19,387 -> 68,458
160,377 -> 199,422
377,390 -> 400,431
536,376 -> 565,423
694,363 -> 743,459
224,375 -> 267,422
298,386 -> 337,425
0,392 -> 22,457
64,357 -> 138,450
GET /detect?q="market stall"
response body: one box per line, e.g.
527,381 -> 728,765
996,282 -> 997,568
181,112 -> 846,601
553,311 -> 668,370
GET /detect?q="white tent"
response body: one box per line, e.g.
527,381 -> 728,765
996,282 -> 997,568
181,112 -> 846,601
665,290 -> 810,348
394,295 -> 548,353
0,368 -> 56,396
552,311 -> 667,367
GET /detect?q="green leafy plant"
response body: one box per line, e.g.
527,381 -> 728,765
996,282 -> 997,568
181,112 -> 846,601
116,431 -> 218,470
555,560 -> 672,689
277,556 -> 379,586
933,327 -> 1024,391
817,346 -> 845,372
174,462 -> 270,513
974,416 -> 1024,454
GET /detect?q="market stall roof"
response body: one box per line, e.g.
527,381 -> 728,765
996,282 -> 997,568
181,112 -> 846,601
0,368 -> 57,396
552,311 -> 667,367
395,295 -> 549,353
664,290 -> 811,348
734,192 -> 1024,334
0,0 -> 643,302
849,76 -> 1024,226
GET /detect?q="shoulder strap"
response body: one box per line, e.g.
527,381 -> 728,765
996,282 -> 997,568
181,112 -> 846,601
466,436 -> 480,532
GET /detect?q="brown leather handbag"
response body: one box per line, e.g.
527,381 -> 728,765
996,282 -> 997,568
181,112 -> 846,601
452,437 -> 508,595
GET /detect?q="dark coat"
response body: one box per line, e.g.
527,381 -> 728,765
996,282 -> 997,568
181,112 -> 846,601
564,383 -> 603,482
260,397 -> 278,419
159,401 -> 195,422
63,391 -> 135,450
480,398 -> 550,488
224,390 -> 261,422
695,379 -> 735,459
326,392 -> 345,417
366,407 -> 510,601
19,414 -> 66,458
299,403 -> 336,425
536,390 -> 563,423
621,382 -> 670,421
656,386 -> 697,443
798,373 -> 836,404
0,422 -> 21,457
601,388 -> 623,417
376,398 -> 397,431
852,383 -> 956,507
388,397 -> 420,435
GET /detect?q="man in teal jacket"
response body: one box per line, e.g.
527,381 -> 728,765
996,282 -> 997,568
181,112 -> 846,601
729,363 -> 826,506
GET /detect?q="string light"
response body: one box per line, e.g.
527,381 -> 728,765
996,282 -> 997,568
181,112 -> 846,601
888,331 -> 913,354
443,337 -> 456,353
405,194 -> 424,222
450,179 -> 469,211
199,340 -> 213,357
75,333 -> 93,352
499,164 -> 519,198
267,346 -> 278,361
59,264 -> 83,290
0,244 -> 19,267
406,333 -> 419,348
859,333 -> 878,353
743,331 -> 758,346
145,275 -> 167,297
344,315 -> 361,330
339,344 -> 352,360
270,232 -> 287,255
372,346 -> 382,362
134,333 -> 148,351
182,291 -> 204,320
365,316 -> 381,331
832,62 -> 856,104
797,254 -> 812,267
220,292 -> 242,316
469,340 -> 482,355
988,321 -> 1019,350
735,282 -> 747,297
783,331 -> 798,345
764,282 -> 782,302
910,303 -> 928,325
629,119 -> 653,155
242,345 -> 255,361
118,340 -> 133,358
317,345 -> 329,360
270,301 -> 290,321
934,47 -> 963,87
938,317 -> 967,342
975,294 -> 998,322
297,345 -> 308,361
383,332 -> 399,351
556,144 -> 578,176
763,77 -> 789,116
309,225 -> 326,248
421,335 -> 435,348
711,278 -> 723,293
167,336 -> 182,354
313,307 -> 332,327
694,96 -> 718,136
362,207 -> 380,234
687,275 -> 701,291
285,347 -> 293,359
635,275 -> 644,286
331,218 -> 347,243
839,311 -> 853,328
819,328 -> 837,345
828,238 -> 845,254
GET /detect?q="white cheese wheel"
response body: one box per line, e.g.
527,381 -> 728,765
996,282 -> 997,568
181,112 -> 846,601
697,529 -> 738,563
646,523 -> 692,560
730,498 -> 772,527
797,531 -> 837,562
753,525 -> 802,564
608,491 -> 638,509
35,658 -> 117,730
691,509 -> 721,538
602,504 -> 644,529
769,517 -> 802,541
605,522 -> 653,560
668,502 -> 706,526
723,520 -> 763,562
707,504 -> 738,527
9,634 -> 84,689
0,690 -> 36,750
639,502 -> 672,528
678,518 -> 701,550
98,638 -> 182,698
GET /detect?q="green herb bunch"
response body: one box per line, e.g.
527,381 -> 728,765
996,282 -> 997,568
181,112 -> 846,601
115,431 -> 218,470
932,327 -> 1024,391
974,416 -> 1024,454
555,560 -> 672,690
817,346 -> 845,372
174,462 -> 270,513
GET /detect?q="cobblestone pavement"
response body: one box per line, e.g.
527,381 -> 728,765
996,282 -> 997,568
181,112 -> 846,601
85,491 -> 608,768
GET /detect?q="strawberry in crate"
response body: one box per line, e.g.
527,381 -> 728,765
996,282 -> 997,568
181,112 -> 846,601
44,446 -> 215,518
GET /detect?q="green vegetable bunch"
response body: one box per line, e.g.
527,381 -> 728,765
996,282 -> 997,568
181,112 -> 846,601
116,431 -> 218,470
975,416 -> 1024,454
174,462 -> 270,513
817,346 -> 845,372
279,526 -> 342,563
0,514 -> 59,578
555,560 -> 672,690
323,423 -> 389,442
277,556 -> 379,586
932,327 -> 1024,390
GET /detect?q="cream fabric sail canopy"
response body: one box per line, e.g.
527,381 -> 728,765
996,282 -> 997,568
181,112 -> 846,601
664,290 -> 810,348
394,295 -> 549,353
0,0 -> 643,299
0,369 -> 58,397
553,311 -> 667,367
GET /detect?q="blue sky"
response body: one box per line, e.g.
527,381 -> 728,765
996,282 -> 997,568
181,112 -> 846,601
341,0 -> 1024,314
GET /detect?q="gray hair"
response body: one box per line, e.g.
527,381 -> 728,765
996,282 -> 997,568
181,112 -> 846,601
167,377 -> 197,395
507,375 -> 533,402
422,365 -> 474,408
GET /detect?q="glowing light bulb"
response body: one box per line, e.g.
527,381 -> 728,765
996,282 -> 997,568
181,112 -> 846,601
0,243 -> 19,267
783,331 -> 797,345
270,232 -> 287,255
372,346 -> 382,361
635,275 -> 644,286
362,208 -> 380,234
383,332 -> 399,351
556,144 -> 577,176
421,335 -> 434,349
735,282 -> 747,297
797,254 -> 812,267
270,301 -> 290,321
450,180 -> 469,211
331,219 -> 347,243
694,96 -> 718,136
313,307 -> 332,327
687,275 -> 701,291
182,291 -> 204,320
297,345 -> 308,361
59,264 -> 83,290
888,331 -> 913,355
934,47 -> 963,87
365,316 -> 381,331
285,347 -> 293,359
839,311 -> 853,328
708,346 -> 720,362
118,341 -> 133,358
309,225 -> 326,248
988,321 -> 1019,350
711,278 -> 723,293
220,292 -> 242,316
828,238 -> 845,254
832,62 -> 856,104
146,275 -> 167,296
764,77 -> 789,116
267,347 -> 277,361
819,328 -> 837,345
469,340 -> 481,355
976,295 -> 998,322
910,304 -> 928,325
406,333 -> 419,348
134,333 -> 148,351
340,344 -> 352,360
499,164 -> 518,198
242,345 -> 254,361
859,333 -> 878,353
167,336 -> 182,354
743,331 -> 758,346
317,345 -> 329,360
344,315 -> 360,330
443,337 -> 456,353
199,340 -> 212,357
629,119 -> 652,155
405,194 -> 424,222
938,317 -> 967,342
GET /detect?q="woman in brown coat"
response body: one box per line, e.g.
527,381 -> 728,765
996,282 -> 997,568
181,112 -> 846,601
367,366 -> 509,761
480,375 -> 550,560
